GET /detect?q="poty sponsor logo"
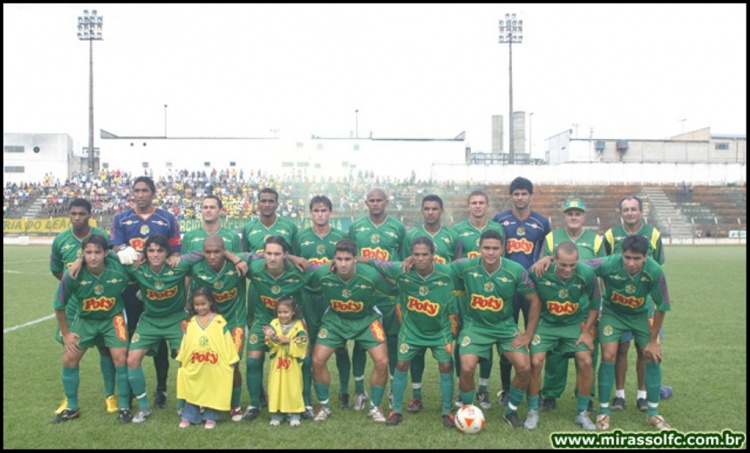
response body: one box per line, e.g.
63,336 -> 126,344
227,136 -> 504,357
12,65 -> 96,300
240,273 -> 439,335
470,294 -> 504,311
308,257 -> 330,265
331,299 -> 364,312
146,286 -> 178,300
113,315 -> 127,341
506,238 -> 533,254
261,295 -> 277,310
370,320 -> 385,342
433,255 -> 447,264
467,251 -> 481,258
191,350 -> 219,364
406,296 -> 439,316
129,237 -> 146,252
83,297 -> 116,311
547,300 -> 579,315
213,288 -> 238,303
611,291 -> 645,308
275,357 -> 292,370
361,247 -> 389,260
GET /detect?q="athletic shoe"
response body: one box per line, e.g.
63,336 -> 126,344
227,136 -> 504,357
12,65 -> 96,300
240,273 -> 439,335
647,415 -> 671,431
179,419 -> 190,428
118,409 -> 133,424
289,418 -> 301,427
454,393 -> 464,408
132,408 -> 152,424
339,393 -> 350,409
575,412 -> 596,431
314,406 -> 331,422
385,411 -> 403,426
477,391 -> 491,410
587,399 -> 595,414
497,389 -> 509,406
260,389 -> 268,408
105,395 -> 118,413
368,406 -> 386,423
50,408 -> 80,424
541,397 -> 557,412
242,406 -> 260,421
595,414 -> 610,430
524,409 -> 540,429
269,419 -> 281,427
611,397 -> 626,411
302,406 -> 315,420
407,398 -> 423,413
204,420 -> 216,429
442,413 -> 455,428
388,392 -> 394,410
502,411 -> 523,428
637,398 -> 648,412
154,390 -> 167,409
230,406 -> 243,422
660,385 -> 674,400
55,397 -> 68,415
354,392 -> 369,411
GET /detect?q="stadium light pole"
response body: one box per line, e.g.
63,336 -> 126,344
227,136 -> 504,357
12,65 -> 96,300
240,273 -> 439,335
355,109 -> 359,139
499,13 -> 523,164
77,9 -> 103,176
528,111 -> 534,155
164,104 -> 168,137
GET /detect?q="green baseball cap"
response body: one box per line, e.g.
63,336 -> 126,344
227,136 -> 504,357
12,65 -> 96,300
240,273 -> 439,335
563,200 -> 586,212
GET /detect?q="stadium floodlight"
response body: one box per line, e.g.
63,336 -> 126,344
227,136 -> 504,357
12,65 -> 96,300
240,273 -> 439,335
499,13 -> 523,164
77,8 -> 103,175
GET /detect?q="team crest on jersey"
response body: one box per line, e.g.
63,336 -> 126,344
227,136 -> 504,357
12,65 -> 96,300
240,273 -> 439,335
199,335 -> 209,346
213,281 -> 223,290
342,289 -> 351,298
531,334 -> 541,346
419,286 -> 429,297
370,234 -> 380,244
155,281 -> 164,290
318,328 -> 328,339
516,226 -> 526,236
316,244 -> 326,255
94,284 -> 104,295
483,282 -> 494,292
399,343 -> 409,354
248,334 -> 260,345
460,336 -> 471,347
625,284 -> 636,294
271,285 -> 281,295
131,333 -> 141,343
602,325 -> 613,337
140,225 -> 150,236
558,289 -> 569,299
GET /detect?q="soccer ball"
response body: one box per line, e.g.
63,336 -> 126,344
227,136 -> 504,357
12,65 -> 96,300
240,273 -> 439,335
454,404 -> 485,434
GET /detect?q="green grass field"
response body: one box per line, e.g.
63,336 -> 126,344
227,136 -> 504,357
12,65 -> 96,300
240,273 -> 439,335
3,244 -> 746,449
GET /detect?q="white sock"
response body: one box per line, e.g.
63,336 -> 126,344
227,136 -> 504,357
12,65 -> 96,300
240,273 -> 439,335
637,390 -> 647,400
615,389 -> 625,399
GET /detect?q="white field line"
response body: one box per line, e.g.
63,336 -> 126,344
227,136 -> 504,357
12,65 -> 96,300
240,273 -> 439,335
4,314 -> 55,334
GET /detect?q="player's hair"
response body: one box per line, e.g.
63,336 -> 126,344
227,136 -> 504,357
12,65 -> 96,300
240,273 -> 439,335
187,286 -> 221,317
366,187 -> 387,201
621,234 -> 649,255
82,233 -> 108,253
274,295 -> 301,320
509,176 -> 533,195
265,235 -> 290,254
411,236 -> 435,254
618,195 -> 643,212
309,195 -> 333,211
421,194 -> 443,209
69,198 -> 92,213
133,176 -> 156,194
555,241 -> 579,258
259,187 -> 279,202
335,239 -> 358,256
467,190 -> 489,204
479,229 -> 505,246
144,234 -> 169,253
203,234 -> 225,250
203,194 -> 223,210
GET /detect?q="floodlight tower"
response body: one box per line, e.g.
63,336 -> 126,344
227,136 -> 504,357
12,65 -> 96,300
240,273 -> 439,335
499,13 -> 523,164
77,9 -> 103,175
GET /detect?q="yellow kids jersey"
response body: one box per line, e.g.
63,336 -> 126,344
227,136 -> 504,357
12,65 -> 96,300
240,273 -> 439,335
265,318 -> 308,414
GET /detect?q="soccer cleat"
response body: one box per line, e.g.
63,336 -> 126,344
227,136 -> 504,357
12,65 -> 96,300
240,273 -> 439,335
647,415 -> 671,431
541,397 -> 557,412
179,419 -> 190,428
385,411 -> 403,426
454,393 -> 464,408
55,397 -> 69,415
153,390 -> 167,409
230,406 -> 243,422
524,409 -> 540,429
105,395 -> 118,413
269,419 -> 281,427
368,406 -> 386,423
497,389 -> 509,406
442,413 -> 455,428
50,408 -> 80,424
575,412 -> 596,431
118,409 -> 133,424
242,406 -> 261,421
503,411 -> 523,428
302,406 -> 315,420
477,391 -> 492,410
353,391 -> 369,411
339,393 -> 351,409
314,406 -> 331,422
260,389 -> 268,408
388,392 -> 395,410
595,414 -> 610,430
289,418 -> 301,427
407,398 -> 423,413
611,397 -> 626,411
204,420 -> 216,429
132,408 -> 152,424
637,398 -> 648,412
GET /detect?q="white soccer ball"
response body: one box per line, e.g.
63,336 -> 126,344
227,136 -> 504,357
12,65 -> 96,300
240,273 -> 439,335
454,404 -> 485,434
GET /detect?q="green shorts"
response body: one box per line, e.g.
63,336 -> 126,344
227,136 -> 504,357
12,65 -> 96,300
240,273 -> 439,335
316,313 -> 386,351
129,312 -> 186,355
598,312 -> 654,347
246,317 -> 271,353
529,319 -> 591,355
457,319 -> 528,360
300,292 -> 327,347
70,313 -> 130,350
396,326 -> 454,363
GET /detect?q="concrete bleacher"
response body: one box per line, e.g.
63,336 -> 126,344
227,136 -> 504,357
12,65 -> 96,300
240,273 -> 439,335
670,185 -> 747,238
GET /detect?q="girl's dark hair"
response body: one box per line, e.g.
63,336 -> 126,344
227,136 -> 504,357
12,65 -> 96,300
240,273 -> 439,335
187,286 -> 221,317
275,295 -> 300,320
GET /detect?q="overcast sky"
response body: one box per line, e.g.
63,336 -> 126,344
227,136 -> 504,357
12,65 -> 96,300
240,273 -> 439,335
4,3 -> 746,159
